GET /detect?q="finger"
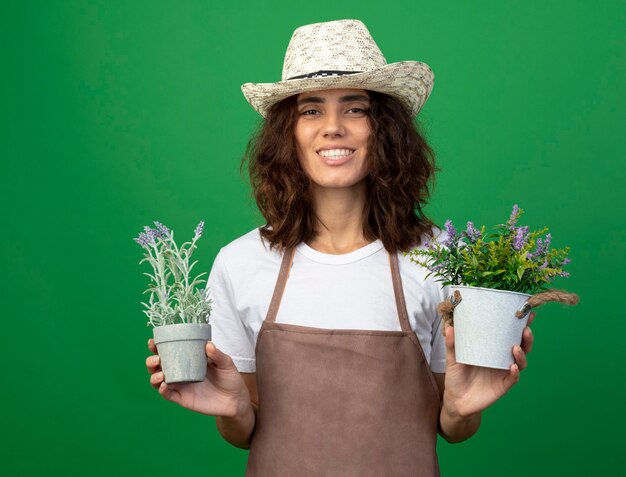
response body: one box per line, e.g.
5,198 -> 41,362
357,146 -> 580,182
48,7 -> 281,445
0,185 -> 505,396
513,345 -> 528,371
527,312 -> 536,327
158,381 -> 181,405
444,326 -> 457,367
159,381 -> 183,405
148,338 -> 158,354
521,326 -> 534,355
150,371 -> 165,390
503,363 -> 521,390
146,354 -> 161,374
206,341 -> 237,370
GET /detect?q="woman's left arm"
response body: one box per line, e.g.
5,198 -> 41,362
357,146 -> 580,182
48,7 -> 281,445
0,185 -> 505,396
434,312 -> 536,443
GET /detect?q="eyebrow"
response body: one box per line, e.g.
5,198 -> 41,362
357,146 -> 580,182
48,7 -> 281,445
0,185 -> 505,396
296,94 -> 370,106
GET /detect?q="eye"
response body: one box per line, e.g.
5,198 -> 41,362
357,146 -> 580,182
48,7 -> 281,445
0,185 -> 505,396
299,108 -> 320,116
346,107 -> 369,116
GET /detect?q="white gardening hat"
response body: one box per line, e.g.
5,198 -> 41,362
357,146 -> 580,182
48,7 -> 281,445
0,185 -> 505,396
241,19 -> 435,118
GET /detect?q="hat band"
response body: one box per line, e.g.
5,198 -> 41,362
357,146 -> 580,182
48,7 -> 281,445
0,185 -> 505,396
287,70 -> 362,80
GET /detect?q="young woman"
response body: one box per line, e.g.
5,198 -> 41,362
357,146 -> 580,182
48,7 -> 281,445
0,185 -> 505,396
146,20 -> 534,476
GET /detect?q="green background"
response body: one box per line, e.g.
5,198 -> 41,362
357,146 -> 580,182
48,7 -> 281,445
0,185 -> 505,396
2,0 -> 624,475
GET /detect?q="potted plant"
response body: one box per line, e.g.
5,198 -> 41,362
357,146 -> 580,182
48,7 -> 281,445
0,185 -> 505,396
134,220 -> 213,383
408,205 -> 578,369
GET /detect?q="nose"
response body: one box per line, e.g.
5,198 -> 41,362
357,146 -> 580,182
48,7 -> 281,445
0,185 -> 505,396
322,111 -> 345,138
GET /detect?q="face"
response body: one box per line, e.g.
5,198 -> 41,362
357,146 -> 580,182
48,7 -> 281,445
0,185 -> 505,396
294,88 -> 371,191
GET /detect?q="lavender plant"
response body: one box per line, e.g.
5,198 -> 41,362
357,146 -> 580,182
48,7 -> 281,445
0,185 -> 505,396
408,205 -> 571,294
134,221 -> 212,326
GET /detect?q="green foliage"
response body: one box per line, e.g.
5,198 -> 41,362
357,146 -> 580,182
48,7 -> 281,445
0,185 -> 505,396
135,222 -> 212,326
407,206 -> 571,294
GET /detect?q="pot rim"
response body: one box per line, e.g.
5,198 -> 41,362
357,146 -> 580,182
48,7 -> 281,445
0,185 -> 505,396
450,284 -> 531,299
152,322 -> 212,345
151,322 -> 211,328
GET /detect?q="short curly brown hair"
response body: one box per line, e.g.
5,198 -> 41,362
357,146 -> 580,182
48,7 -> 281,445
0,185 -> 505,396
242,90 -> 437,253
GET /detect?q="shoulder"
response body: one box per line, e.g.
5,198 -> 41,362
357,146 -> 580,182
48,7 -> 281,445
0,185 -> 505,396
214,226 -> 283,277
398,227 -> 449,300
220,227 -> 278,257
398,227 -> 446,265
411,226 -> 448,250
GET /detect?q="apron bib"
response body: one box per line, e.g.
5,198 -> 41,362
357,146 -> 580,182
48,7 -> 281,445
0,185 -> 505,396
245,247 -> 441,476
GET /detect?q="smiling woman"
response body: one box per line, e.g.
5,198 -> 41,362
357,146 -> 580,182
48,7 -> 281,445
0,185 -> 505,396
295,89 -> 372,194
145,18 -> 536,477
245,87 -> 437,253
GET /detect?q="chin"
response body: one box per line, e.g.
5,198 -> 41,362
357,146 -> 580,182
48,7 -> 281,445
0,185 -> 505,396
313,177 -> 369,190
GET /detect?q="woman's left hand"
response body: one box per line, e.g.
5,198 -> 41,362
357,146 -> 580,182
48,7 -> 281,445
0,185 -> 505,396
442,312 -> 536,419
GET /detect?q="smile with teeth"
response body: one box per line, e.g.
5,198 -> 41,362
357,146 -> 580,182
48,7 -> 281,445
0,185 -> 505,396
317,148 -> 355,159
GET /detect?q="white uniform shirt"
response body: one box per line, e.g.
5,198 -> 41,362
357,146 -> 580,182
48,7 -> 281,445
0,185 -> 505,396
208,228 -> 448,373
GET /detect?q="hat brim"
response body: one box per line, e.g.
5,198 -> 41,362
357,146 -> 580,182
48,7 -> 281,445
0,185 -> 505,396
241,61 -> 434,118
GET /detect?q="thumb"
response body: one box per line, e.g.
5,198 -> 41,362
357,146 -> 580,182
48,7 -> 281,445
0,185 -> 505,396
445,325 -> 457,367
206,341 -> 236,370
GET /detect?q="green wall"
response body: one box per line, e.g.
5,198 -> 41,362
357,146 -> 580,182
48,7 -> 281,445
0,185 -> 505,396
2,1 -> 624,475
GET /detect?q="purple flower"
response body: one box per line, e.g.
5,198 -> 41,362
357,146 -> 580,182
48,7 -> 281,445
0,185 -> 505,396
534,237 -> 543,256
134,232 -> 152,248
423,240 -> 437,252
194,220 -> 205,239
136,229 -> 157,247
507,204 -> 521,229
561,258 -> 571,265
465,221 -> 482,242
442,220 -> 457,247
532,233 -> 552,258
513,226 -> 529,251
153,221 -> 171,239
539,260 -> 548,270
445,219 -> 456,237
558,271 -> 570,278
143,226 -> 159,244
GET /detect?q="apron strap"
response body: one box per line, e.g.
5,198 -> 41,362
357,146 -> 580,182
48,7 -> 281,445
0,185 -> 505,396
389,251 -> 413,333
265,246 -> 412,333
265,247 -> 296,323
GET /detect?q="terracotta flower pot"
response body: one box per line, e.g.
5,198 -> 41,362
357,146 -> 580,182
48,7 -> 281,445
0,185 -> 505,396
450,285 -> 530,369
153,323 -> 212,383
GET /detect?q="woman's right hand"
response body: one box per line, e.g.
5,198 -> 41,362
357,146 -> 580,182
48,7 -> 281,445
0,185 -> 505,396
146,339 -> 251,418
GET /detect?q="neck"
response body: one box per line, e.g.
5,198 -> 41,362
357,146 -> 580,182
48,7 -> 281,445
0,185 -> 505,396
306,182 -> 371,254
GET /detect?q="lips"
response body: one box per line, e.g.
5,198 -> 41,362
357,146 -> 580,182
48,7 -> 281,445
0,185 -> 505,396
317,148 -> 356,159
315,148 -> 356,167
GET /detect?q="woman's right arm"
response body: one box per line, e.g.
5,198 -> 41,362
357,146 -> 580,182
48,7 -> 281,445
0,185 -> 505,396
146,339 -> 256,449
